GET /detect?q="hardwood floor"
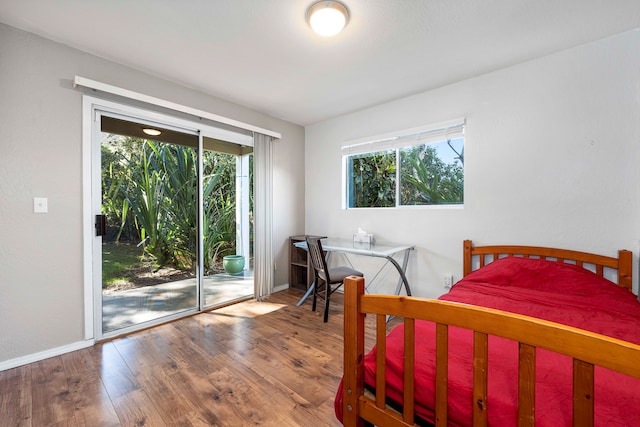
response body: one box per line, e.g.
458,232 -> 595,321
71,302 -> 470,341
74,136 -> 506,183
0,290 -> 371,426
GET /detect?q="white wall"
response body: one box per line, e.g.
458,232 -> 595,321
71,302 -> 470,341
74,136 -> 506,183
0,23 -> 305,364
305,29 -> 640,299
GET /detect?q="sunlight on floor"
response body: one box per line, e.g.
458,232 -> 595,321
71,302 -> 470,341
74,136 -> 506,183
210,300 -> 287,319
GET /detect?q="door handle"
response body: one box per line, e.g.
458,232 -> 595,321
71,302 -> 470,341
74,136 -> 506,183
95,214 -> 106,236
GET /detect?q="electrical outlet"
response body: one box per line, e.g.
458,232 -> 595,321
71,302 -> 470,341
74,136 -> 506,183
444,274 -> 454,288
34,197 -> 48,213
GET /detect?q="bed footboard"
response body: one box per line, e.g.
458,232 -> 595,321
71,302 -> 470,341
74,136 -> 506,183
341,275 -> 640,427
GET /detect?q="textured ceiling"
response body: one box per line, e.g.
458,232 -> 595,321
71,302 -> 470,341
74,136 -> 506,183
1,0 -> 640,126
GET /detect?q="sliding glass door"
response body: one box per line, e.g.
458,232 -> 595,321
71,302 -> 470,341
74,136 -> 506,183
91,105 -> 255,339
202,139 -> 254,307
98,115 -> 199,334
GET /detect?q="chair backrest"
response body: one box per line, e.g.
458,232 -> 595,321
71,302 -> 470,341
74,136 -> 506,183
306,236 -> 331,283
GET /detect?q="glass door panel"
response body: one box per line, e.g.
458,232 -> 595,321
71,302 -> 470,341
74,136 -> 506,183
202,140 -> 254,307
100,115 -> 199,333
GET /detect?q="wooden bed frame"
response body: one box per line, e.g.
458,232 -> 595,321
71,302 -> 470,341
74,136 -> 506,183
341,240 -> 639,427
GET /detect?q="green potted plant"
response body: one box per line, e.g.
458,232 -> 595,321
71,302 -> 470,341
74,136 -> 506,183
223,255 -> 245,275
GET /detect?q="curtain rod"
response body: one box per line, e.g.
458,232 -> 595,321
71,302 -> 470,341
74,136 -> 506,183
73,76 -> 281,139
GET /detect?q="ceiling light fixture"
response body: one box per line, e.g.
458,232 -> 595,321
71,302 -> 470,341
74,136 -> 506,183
142,128 -> 162,136
306,1 -> 350,37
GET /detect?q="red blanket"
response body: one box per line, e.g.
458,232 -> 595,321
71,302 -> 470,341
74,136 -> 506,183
336,257 -> 640,426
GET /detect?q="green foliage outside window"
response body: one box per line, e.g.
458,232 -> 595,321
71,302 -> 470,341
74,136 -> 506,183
400,139 -> 464,205
101,136 -> 244,273
346,137 -> 464,208
348,150 -> 396,207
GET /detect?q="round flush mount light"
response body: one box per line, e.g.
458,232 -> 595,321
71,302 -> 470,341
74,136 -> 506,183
142,128 -> 162,136
306,0 -> 350,37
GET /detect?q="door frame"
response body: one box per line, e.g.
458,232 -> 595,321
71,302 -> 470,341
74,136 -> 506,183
82,95 -> 253,340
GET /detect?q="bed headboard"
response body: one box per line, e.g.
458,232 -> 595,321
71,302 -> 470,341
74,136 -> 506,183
463,239 -> 633,291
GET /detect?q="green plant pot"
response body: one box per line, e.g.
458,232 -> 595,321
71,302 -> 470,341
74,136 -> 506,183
223,255 -> 245,275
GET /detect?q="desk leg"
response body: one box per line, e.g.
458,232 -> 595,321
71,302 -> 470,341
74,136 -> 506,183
296,282 -> 315,307
386,249 -> 412,323
390,249 -> 412,296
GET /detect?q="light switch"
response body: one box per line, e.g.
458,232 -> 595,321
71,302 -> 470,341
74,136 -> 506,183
34,197 -> 48,213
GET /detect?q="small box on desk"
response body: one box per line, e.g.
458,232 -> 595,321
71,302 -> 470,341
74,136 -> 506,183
353,233 -> 374,244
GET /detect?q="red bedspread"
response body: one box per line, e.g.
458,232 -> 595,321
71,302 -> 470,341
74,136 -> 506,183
335,257 -> 640,426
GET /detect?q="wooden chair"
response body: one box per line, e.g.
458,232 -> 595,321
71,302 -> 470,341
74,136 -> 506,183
306,236 -> 363,322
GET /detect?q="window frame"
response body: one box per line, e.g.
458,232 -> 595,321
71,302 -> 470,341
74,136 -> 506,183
342,120 -> 465,209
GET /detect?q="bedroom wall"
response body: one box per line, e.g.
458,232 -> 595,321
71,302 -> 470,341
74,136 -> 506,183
0,23 -> 305,365
305,28 -> 640,298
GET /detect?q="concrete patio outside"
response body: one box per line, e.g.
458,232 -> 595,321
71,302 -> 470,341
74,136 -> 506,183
102,271 -> 254,332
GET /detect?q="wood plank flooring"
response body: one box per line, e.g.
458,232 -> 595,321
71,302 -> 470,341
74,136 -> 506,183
0,290 -> 379,427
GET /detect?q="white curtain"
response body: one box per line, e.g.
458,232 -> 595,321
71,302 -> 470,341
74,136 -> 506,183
253,133 -> 274,300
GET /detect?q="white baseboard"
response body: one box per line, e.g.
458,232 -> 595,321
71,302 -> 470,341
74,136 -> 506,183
0,339 -> 95,372
273,283 -> 289,293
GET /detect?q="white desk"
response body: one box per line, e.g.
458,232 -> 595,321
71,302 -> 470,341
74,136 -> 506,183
294,238 -> 414,307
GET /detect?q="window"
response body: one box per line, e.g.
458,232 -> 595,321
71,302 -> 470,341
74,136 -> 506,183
343,121 -> 464,208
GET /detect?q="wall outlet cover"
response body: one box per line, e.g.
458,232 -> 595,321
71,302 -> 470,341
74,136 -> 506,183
34,197 -> 48,213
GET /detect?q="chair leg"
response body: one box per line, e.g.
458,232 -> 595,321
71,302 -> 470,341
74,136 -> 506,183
323,285 -> 330,322
312,280 -> 318,312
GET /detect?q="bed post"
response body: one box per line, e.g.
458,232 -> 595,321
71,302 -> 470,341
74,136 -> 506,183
343,275 -> 366,427
618,249 -> 633,292
463,240 -> 473,277
618,249 -> 633,291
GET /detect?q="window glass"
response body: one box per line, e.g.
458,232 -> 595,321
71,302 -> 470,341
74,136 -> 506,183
344,127 -> 464,208
346,149 -> 396,207
399,137 -> 464,205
